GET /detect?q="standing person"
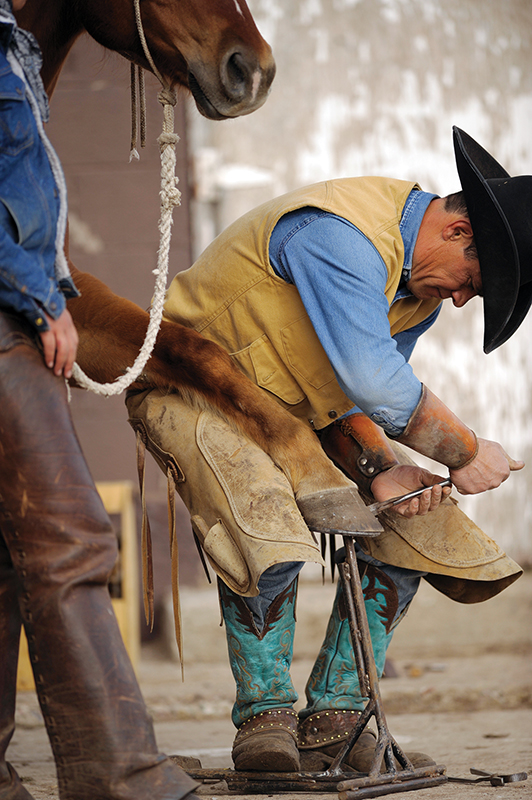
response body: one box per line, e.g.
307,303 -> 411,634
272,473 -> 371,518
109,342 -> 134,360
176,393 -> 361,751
127,126 -> 528,773
0,2 -> 199,798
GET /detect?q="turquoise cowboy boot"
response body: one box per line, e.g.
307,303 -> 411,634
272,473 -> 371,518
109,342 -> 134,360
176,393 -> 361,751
218,577 -> 300,772
298,560 -> 434,772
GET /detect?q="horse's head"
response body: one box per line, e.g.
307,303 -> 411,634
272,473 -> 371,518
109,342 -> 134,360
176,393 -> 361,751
81,0 -> 276,120
17,0 -> 275,116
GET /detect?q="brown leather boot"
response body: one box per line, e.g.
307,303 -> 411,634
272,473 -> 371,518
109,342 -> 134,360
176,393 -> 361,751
232,709 -> 300,772
0,314 -> 199,800
298,710 -> 435,773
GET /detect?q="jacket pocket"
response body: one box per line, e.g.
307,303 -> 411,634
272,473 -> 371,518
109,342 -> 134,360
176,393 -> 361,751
231,334 -> 305,406
0,62 -> 34,158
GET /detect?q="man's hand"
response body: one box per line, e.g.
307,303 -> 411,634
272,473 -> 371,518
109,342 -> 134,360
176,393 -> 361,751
39,309 -> 78,379
450,438 -> 524,494
371,465 -> 452,518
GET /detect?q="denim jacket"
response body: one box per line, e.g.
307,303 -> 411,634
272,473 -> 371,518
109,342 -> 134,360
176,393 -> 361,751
0,22 -> 77,332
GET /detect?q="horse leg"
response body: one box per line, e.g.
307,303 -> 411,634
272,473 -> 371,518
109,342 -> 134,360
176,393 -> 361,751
68,269 -> 378,533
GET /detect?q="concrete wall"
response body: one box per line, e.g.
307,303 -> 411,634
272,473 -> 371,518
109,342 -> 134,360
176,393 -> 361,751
187,0 -> 532,565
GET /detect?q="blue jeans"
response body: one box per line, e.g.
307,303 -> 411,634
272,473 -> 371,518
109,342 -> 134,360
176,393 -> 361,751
245,547 -> 425,631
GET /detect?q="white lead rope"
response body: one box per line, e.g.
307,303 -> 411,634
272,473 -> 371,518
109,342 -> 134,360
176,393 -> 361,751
71,0 -> 181,396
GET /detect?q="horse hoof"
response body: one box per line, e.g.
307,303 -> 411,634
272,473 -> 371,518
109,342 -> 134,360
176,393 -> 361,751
296,487 -> 383,536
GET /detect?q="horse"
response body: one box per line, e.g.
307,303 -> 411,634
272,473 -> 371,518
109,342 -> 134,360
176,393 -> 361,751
17,0 -> 276,114
15,0 -> 363,522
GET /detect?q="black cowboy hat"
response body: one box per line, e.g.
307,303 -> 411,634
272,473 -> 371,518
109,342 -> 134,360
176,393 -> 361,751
453,126 -> 532,353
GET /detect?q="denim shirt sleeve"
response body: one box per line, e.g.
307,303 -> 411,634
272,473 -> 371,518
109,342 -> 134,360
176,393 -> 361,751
0,45 -> 70,332
270,209 -> 425,435
393,305 -> 441,362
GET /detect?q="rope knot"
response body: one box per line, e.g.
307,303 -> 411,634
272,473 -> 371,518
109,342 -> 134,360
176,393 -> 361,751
158,88 -> 177,107
160,183 -> 182,210
158,131 -> 180,150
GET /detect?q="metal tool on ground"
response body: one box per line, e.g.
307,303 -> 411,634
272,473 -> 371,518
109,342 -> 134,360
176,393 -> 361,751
448,767 -> 528,786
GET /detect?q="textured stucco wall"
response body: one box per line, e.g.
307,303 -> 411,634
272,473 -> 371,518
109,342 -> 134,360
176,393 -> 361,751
186,0 -> 532,564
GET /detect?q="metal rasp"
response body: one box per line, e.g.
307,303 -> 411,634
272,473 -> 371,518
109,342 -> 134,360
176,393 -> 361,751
366,478 -> 452,515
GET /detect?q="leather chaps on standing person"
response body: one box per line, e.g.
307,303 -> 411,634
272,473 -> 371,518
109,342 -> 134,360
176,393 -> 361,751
0,311 -> 198,800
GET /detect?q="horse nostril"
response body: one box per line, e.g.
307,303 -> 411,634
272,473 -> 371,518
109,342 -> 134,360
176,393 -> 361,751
223,51 -> 249,100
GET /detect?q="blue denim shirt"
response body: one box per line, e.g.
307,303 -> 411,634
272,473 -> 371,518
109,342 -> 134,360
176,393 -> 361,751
269,189 -> 440,435
0,24 -> 77,332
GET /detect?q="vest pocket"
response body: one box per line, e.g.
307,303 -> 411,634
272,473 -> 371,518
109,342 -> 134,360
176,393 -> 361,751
231,334 -> 305,406
281,315 -> 337,389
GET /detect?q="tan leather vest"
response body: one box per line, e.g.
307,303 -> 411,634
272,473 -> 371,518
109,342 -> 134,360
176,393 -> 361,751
164,177 -> 441,430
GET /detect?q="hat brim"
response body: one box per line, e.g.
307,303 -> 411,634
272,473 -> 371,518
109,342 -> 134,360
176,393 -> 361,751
453,127 -> 520,353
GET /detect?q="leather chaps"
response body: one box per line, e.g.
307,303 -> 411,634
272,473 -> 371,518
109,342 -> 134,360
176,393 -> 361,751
0,312 -> 197,800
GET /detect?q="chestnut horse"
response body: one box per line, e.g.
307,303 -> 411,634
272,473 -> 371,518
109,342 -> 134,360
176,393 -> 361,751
15,0 -> 364,524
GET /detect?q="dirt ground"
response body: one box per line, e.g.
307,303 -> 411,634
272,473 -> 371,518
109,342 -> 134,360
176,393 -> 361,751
8,567 -> 532,800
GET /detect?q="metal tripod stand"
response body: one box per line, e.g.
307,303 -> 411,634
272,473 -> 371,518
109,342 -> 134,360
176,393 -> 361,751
326,532 -> 446,798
